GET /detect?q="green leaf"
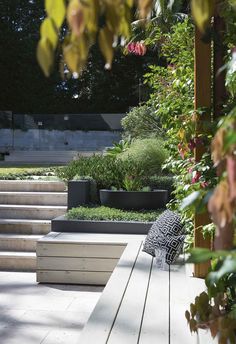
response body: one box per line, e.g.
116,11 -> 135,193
187,248 -> 213,263
180,191 -> 200,210
191,0 -> 215,32
188,248 -> 236,264
45,0 -> 66,29
40,18 -> 58,50
37,37 -> 54,77
224,131 -> 236,152
206,257 -> 236,286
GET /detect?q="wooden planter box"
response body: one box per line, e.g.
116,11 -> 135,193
52,215 -> 153,235
99,189 -> 168,210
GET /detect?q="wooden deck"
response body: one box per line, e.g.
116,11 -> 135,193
36,232 -> 216,343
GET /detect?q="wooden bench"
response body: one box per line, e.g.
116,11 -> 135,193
36,232 -> 215,343
36,232 -> 146,285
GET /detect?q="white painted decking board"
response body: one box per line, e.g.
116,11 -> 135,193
36,243 -> 125,258
139,264 -> 169,344
78,241 -> 142,344
170,263 -> 199,344
107,250 -> 153,344
37,256 -> 118,271
37,270 -> 112,285
186,264 -> 217,344
38,232 -> 146,243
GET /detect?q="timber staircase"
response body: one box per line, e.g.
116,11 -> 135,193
0,180 -> 67,271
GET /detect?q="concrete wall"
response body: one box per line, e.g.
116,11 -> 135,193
0,129 -> 121,151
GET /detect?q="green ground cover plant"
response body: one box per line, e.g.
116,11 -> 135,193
67,206 -> 161,222
0,167 -> 57,180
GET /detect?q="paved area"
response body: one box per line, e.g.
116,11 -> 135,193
0,272 -> 103,344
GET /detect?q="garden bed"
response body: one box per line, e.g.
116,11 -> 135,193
52,215 -> 153,234
52,206 -> 161,234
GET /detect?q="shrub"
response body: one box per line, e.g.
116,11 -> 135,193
118,137 -> 168,176
141,175 -> 174,199
55,155 -> 145,189
121,104 -> 162,139
105,138 -> 131,158
67,206 -> 162,222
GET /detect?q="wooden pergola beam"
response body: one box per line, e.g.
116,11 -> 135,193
194,26 -> 212,278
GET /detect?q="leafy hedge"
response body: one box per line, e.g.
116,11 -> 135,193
67,206 -> 162,222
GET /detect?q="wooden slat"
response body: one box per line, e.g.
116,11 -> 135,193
39,232 -> 146,244
139,263 -> 169,344
107,250 -> 153,344
37,257 -> 118,272
79,241 -> 142,344
170,263 -> 198,344
37,270 -> 111,285
37,243 -> 125,258
186,264 -> 217,344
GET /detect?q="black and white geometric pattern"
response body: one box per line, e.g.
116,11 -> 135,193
142,210 -> 185,262
154,234 -> 185,264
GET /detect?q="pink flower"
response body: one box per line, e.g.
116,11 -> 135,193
134,42 -> 147,56
200,181 -> 208,189
188,139 -> 196,151
127,42 -> 147,56
127,42 -> 135,53
191,171 -> 201,184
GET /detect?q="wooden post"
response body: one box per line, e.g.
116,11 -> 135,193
194,26 -> 212,278
213,14 -> 227,118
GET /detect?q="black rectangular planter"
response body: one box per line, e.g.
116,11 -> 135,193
52,215 -> 153,235
67,180 -> 91,210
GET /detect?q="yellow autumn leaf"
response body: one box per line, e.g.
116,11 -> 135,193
98,27 -> 114,68
67,0 -> 85,37
45,0 -> 66,29
191,0 -> 215,32
119,4 -> 131,37
126,0 -> 134,8
105,3 -> 120,35
178,129 -> 185,140
40,18 -> 58,50
85,0 -> 99,33
37,37 -> 54,77
63,34 -> 89,73
63,43 -> 80,73
138,0 -> 153,19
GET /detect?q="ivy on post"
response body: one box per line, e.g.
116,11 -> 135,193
193,26 -> 212,278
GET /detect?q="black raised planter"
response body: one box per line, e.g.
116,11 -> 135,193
99,189 -> 168,210
67,180 -> 91,210
52,215 -> 152,235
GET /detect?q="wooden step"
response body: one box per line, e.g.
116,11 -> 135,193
0,251 -> 36,271
0,219 -> 51,234
0,234 -> 43,251
0,205 -> 66,220
0,191 -> 67,205
0,180 -> 66,192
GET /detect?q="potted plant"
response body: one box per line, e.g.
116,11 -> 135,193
99,175 -> 168,210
